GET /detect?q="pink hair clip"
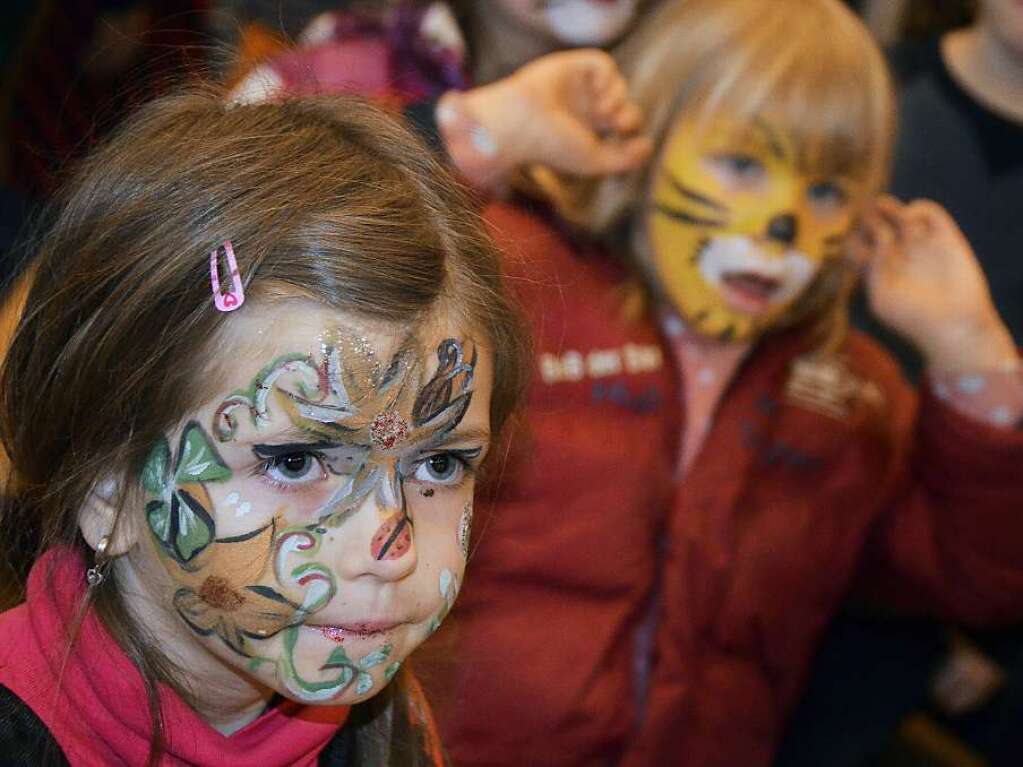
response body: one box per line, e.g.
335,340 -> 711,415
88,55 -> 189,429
209,241 -> 245,312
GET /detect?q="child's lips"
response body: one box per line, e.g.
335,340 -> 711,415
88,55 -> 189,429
721,271 -> 782,314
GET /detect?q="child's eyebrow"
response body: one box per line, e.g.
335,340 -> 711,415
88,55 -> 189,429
752,119 -> 788,162
430,426 -> 491,447
252,441 -> 345,457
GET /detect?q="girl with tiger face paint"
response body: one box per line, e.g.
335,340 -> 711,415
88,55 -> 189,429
537,3 -> 1023,763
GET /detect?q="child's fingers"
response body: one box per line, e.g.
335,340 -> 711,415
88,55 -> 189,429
569,50 -> 634,127
873,194 -> 904,215
904,198 -> 952,225
857,203 -> 910,285
574,49 -> 616,99
607,99 -> 643,135
844,226 -> 871,274
871,195 -> 907,240
558,133 -> 653,176
859,204 -> 896,252
598,134 -> 653,173
902,198 -> 958,242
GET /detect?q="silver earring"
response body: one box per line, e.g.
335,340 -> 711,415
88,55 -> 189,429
86,535 -> 112,588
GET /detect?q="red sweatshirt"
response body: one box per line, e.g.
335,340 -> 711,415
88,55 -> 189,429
623,323 -> 1023,766
422,203 -> 681,767
436,204 -> 1023,767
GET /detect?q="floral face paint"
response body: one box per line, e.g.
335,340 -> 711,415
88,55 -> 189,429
136,306 -> 492,705
644,113 -> 861,341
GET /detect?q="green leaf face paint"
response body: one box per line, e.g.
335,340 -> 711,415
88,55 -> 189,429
142,422 -> 227,565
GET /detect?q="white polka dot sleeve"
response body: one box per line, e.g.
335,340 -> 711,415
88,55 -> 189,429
929,361 -> 1023,429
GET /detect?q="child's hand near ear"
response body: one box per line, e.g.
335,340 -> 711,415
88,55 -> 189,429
851,196 -> 1018,374
436,49 -> 653,191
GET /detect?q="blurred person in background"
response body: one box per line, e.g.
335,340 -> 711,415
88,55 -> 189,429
857,0 -> 1022,378
782,1 -> 1023,765
230,0 -> 656,190
536,0 -> 1023,763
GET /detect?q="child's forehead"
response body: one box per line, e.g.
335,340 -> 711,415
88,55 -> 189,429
663,107 -> 867,181
224,302 -> 394,361
673,114 -> 783,153
209,300 -> 473,390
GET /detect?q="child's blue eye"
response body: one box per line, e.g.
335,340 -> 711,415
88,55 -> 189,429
728,155 -> 761,174
412,453 -> 464,485
265,452 -> 325,484
721,154 -> 764,178
807,181 -> 847,207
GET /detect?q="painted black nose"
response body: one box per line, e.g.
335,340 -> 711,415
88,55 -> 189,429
766,213 -> 798,245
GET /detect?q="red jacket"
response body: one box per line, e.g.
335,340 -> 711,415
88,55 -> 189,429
421,203 -> 680,767
626,324 -> 1023,767
437,204 -> 1023,767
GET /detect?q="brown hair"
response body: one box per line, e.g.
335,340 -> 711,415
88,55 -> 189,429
0,90 -> 529,764
549,0 -> 895,352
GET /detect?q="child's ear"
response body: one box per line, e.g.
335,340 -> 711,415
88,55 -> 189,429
78,476 -> 139,556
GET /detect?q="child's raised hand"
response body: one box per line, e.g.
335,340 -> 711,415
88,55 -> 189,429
851,196 -> 1018,373
437,49 -> 652,189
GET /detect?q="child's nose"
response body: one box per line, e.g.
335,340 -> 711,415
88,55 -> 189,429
766,212 -> 798,246
334,478 -> 418,582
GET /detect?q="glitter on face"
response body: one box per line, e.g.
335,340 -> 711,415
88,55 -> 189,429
370,411 -> 411,450
199,575 -> 247,611
321,625 -> 347,643
458,501 -> 473,559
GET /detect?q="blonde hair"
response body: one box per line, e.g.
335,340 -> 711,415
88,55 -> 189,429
570,0 -> 894,231
548,0 -> 895,351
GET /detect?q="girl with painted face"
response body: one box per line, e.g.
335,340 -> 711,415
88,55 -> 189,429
539,0 -> 1023,764
0,93 -> 528,766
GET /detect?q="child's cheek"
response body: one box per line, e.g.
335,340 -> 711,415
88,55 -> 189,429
206,476 -> 338,537
406,484 -> 473,567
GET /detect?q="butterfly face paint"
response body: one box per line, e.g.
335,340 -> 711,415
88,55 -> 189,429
136,305 -> 492,705
644,113 -> 860,341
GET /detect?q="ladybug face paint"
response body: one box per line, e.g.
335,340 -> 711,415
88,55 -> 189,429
371,513 -> 413,561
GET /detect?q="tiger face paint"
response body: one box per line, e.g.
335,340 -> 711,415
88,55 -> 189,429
643,113 -> 860,341
134,303 -> 492,706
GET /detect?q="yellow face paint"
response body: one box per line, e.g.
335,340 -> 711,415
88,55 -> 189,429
643,113 -> 860,341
